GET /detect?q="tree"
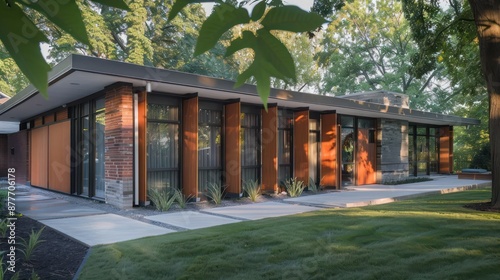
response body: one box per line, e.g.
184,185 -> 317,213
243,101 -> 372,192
401,0 -> 500,208
317,0 -> 449,111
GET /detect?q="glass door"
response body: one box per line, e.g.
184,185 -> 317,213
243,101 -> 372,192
340,116 -> 355,186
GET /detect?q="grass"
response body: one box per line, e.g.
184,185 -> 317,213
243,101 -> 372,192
79,188 -> 500,280
19,227 -> 45,262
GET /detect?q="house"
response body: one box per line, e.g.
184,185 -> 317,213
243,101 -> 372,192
0,55 -> 478,208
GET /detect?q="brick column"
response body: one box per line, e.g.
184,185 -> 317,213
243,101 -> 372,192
105,83 -> 134,209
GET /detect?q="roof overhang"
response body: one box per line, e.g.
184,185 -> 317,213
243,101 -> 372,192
0,54 -> 480,127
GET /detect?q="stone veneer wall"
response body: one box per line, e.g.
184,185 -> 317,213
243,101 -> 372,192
104,83 -> 134,209
378,119 -> 409,183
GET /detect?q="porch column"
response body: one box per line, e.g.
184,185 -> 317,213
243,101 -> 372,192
225,101 -> 241,196
261,105 -> 278,192
320,112 -> 338,189
182,95 -> 199,198
293,109 -> 309,185
439,126 -> 454,174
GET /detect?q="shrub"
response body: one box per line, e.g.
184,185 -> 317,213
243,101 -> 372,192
148,187 -> 176,211
173,188 -> 192,209
205,182 -> 226,205
0,219 -> 7,238
470,144 -> 491,170
19,227 -> 45,262
243,180 -> 261,202
284,178 -> 305,197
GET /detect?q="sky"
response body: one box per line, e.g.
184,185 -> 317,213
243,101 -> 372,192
202,0 -> 315,13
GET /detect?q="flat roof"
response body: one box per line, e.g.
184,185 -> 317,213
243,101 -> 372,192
0,54 -> 479,127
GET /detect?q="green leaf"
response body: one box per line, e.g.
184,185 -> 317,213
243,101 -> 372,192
256,29 -> 296,81
261,6 -> 328,32
18,0 -> 90,45
90,0 -> 130,10
195,3 -> 250,55
168,0 -> 213,22
251,1 -> 266,21
0,3 -> 50,98
225,31 -> 256,57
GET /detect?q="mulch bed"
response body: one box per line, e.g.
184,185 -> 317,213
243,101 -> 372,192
464,201 -> 500,213
0,215 -> 88,280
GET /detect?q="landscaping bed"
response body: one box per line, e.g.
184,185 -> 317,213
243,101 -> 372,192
0,215 -> 88,280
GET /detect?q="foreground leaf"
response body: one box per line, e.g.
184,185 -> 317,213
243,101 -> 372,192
195,3 -> 250,55
256,29 -> 296,81
20,0 -> 90,45
261,5 -> 327,32
0,3 -> 50,97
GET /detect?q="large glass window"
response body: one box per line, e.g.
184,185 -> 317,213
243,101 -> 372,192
409,125 -> 439,176
72,96 -> 106,199
147,97 -> 180,191
198,103 -> 223,191
278,110 -> 293,184
241,107 -> 261,183
309,118 -> 320,185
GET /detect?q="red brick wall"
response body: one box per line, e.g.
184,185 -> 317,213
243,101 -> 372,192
104,83 -> 134,208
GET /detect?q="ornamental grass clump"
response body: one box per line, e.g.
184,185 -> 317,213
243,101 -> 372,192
206,182 -> 226,205
173,188 -> 192,209
243,179 -> 261,202
19,227 -> 45,262
308,177 -> 321,193
148,187 -> 176,211
284,177 -> 305,197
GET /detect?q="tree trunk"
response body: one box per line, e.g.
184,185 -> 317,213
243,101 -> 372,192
469,0 -> 500,208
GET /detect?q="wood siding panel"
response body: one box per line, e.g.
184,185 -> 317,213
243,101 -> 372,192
182,96 -> 198,198
138,91 -> 147,204
356,128 -> 377,185
48,121 -> 71,193
34,117 -> 43,127
261,106 -> 278,192
30,126 -> 48,188
439,126 -> 453,174
293,110 -> 309,185
225,102 -> 241,195
320,113 -> 338,188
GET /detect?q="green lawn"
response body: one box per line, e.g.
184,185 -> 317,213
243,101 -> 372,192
79,188 -> 500,280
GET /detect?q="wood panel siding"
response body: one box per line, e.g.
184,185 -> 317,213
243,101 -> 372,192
224,101 -> 241,195
356,128 -> 377,185
261,105 -> 278,192
293,110 -> 309,185
320,113 -> 338,188
7,130 -> 29,184
439,126 -> 453,174
48,120 -> 71,193
182,96 -> 199,198
30,126 -> 49,188
138,91 -> 148,204
44,113 -> 55,124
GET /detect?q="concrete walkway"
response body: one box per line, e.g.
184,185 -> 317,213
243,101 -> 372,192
14,175 -> 489,247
